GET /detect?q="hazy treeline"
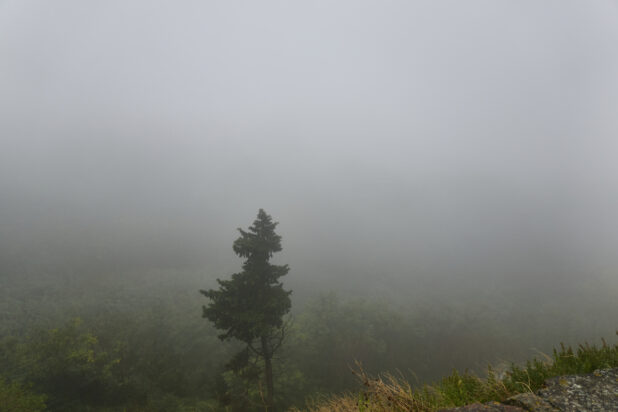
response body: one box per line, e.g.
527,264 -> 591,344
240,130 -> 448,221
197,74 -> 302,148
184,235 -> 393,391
1,267 -> 616,411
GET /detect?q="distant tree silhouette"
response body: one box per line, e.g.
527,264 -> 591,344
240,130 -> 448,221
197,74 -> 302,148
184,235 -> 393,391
201,209 -> 291,410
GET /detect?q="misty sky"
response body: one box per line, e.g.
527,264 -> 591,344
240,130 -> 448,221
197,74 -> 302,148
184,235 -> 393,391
1,1 -> 618,291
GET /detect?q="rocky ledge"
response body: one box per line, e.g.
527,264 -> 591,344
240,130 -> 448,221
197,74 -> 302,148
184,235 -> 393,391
439,368 -> 618,412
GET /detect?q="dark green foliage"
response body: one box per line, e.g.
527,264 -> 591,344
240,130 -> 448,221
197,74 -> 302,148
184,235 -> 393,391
201,210 -> 291,343
1,318 -> 130,410
0,377 -> 46,412
1,257 -> 617,411
0,302 -> 229,411
201,209 -> 292,409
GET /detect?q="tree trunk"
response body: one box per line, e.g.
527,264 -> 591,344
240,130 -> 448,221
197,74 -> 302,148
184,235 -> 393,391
261,335 -> 275,411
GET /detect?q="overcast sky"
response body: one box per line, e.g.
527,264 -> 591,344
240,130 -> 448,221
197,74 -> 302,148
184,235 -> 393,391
1,1 -> 617,292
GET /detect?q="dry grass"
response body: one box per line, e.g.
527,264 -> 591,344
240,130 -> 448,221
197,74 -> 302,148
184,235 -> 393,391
293,363 -> 438,412
291,393 -> 360,412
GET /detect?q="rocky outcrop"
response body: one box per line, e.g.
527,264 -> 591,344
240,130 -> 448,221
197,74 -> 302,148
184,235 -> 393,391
439,368 -> 618,412
506,393 -> 558,412
532,368 -> 617,412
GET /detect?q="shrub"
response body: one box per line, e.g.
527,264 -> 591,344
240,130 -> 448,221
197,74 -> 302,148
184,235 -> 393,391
0,377 -> 46,412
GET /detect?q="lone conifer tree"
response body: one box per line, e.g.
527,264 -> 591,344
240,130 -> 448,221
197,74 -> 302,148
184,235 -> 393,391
201,209 -> 291,410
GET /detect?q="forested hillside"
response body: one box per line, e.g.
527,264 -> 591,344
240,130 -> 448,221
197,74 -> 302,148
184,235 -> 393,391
2,1 -> 618,411
1,268 -> 616,411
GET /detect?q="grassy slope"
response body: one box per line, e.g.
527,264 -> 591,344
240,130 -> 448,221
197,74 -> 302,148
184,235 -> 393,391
298,332 -> 618,412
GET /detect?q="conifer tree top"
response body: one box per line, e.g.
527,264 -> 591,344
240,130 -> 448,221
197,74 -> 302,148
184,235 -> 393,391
233,208 -> 283,260
201,209 -> 291,342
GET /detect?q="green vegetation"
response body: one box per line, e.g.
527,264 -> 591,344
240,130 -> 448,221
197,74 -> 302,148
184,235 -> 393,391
0,260 -> 616,411
0,377 -> 46,412
301,333 -> 618,412
504,337 -> 618,393
1,318 -> 126,409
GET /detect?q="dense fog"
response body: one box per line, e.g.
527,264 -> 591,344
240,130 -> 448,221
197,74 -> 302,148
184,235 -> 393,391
1,1 -> 617,410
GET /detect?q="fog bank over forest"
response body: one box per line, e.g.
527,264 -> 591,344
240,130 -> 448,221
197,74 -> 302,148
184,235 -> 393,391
2,1 -> 618,304
2,2 -> 618,410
